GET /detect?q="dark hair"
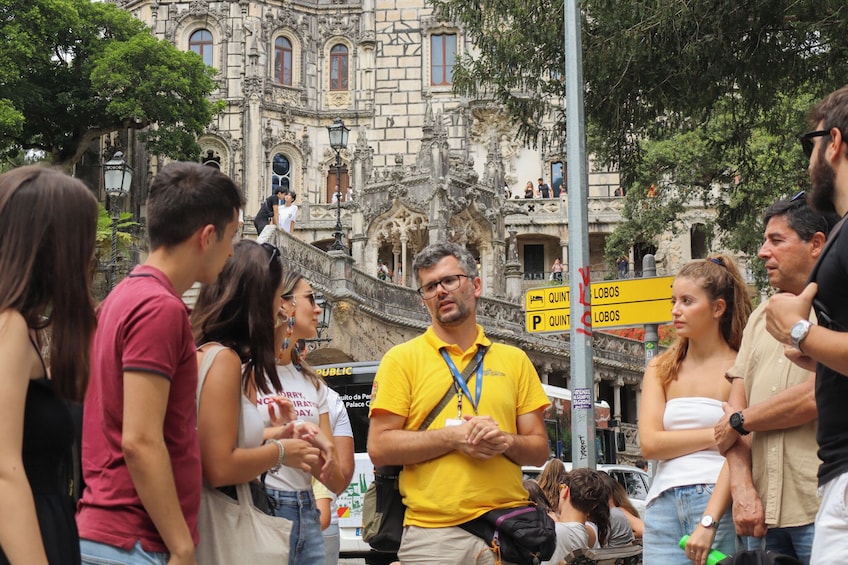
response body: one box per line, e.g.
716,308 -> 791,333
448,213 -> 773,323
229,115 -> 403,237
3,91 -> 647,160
412,242 -> 478,283
656,254 -> 752,385
287,191 -> 297,202
810,86 -> 848,143
523,479 -> 553,513
564,468 -> 611,546
191,241 -> 283,395
147,162 -> 244,250
0,166 -> 98,401
537,459 -> 567,514
763,197 -> 837,241
598,471 -> 639,518
279,269 -> 323,390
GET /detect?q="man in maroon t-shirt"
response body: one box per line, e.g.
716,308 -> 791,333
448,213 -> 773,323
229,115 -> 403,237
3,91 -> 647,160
77,163 -> 244,564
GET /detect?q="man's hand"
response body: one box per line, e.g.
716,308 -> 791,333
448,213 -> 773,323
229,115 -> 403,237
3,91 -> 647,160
783,344 -> 817,372
714,402 -> 740,455
731,484 -> 767,538
765,283 -> 817,345
455,416 -> 511,460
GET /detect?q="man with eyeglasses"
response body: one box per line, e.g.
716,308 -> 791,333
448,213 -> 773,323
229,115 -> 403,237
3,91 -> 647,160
765,85 -> 848,563
714,196 -> 834,564
367,242 -> 551,564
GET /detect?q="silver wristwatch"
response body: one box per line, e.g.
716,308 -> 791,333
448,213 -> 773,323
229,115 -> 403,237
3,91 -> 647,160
790,319 -> 812,352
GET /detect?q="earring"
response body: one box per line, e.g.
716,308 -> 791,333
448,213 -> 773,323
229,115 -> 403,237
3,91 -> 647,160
283,314 -> 295,350
274,309 -> 288,330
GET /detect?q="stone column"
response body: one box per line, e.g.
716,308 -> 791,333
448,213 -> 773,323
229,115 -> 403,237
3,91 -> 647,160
505,229 -> 522,301
400,232 -> 409,287
613,377 -> 623,421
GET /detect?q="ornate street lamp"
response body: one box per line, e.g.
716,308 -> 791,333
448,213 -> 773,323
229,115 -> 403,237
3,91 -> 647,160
103,151 -> 134,291
301,294 -> 333,353
326,118 -> 349,251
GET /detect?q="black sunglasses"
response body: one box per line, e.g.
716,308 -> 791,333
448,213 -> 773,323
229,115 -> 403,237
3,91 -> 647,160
261,242 -> 281,265
800,130 -> 830,159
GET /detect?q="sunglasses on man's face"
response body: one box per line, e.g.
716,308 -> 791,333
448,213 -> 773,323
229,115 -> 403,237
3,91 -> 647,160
800,130 -> 830,159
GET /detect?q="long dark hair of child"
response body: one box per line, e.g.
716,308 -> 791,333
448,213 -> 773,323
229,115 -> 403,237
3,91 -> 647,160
598,471 -> 639,518
537,458 -> 567,514
280,269 -> 323,390
523,479 -> 553,513
655,253 -> 752,385
191,240 -> 283,395
0,166 -> 98,401
565,468 -> 612,546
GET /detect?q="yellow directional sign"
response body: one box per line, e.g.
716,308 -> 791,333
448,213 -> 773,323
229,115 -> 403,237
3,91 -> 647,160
525,276 -> 674,311
525,299 -> 672,332
524,276 -> 675,333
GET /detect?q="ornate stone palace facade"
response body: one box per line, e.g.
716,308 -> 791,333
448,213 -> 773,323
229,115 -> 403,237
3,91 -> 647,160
115,0 -> 731,453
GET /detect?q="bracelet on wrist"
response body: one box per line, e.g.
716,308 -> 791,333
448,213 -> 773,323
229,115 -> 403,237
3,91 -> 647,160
265,439 -> 285,472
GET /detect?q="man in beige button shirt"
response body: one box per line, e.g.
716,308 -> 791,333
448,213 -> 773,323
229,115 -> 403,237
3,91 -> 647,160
714,195 -> 835,564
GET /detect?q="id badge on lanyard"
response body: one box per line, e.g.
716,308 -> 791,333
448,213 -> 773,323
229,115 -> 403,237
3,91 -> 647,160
439,347 -> 484,421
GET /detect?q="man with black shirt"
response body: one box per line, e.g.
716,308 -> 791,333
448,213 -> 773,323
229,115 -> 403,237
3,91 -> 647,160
766,85 -> 848,563
537,177 -> 551,199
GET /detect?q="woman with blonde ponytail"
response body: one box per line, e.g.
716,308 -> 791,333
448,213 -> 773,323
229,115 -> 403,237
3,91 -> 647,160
639,255 -> 752,565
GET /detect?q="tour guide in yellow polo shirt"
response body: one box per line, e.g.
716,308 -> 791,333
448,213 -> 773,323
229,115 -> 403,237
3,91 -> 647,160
368,242 -> 550,564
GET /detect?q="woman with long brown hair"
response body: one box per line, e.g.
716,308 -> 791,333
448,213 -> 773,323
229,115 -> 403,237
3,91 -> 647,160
639,255 -> 752,565
190,241 -> 323,560
0,166 -> 98,564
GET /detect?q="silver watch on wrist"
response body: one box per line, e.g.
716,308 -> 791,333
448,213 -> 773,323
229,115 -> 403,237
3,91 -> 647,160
790,319 -> 812,351
700,515 -> 719,529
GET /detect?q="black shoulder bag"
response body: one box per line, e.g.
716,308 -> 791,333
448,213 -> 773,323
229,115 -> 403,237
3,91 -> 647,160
362,347 -> 488,553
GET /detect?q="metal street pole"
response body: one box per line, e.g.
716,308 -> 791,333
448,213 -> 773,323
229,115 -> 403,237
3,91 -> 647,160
330,150 -> 345,251
642,255 -> 659,362
108,195 -> 120,291
565,0 -> 596,468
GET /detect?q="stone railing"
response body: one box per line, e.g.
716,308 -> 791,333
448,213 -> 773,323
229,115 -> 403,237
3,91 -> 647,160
265,228 -> 649,370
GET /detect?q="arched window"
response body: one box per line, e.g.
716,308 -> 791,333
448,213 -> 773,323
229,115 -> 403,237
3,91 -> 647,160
189,29 -> 214,67
271,153 -> 291,194
431,33 -> 456,86
330,44 -> 349,91
274,37 -> 293,85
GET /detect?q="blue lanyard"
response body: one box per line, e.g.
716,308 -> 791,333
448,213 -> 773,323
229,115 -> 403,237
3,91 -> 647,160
439,347 -> 485,414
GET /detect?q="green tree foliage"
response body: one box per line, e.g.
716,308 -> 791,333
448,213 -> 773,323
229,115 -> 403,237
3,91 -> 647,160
0,0 -> 223,168
431,0 -> 848,258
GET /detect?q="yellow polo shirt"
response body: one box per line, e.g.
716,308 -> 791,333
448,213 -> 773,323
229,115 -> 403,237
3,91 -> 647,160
369,325 -> 550,527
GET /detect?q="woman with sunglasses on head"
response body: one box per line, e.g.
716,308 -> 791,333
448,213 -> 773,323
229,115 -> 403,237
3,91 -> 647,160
0,166 -> 98,564
260,270 -> 347,565
190,241 -> 323,559
639,255 -> 752,565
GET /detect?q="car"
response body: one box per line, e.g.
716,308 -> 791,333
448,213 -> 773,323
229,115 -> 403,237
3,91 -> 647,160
522,461 -> 651,518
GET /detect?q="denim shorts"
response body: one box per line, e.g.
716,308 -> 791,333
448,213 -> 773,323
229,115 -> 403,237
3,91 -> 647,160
267,488 -> 325,565
80,539 -> 168,565
643,484 -> 735,565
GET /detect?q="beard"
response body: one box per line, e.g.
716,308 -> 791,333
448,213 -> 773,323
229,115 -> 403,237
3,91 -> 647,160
434,297 -> 472,326
810,146 -> 838,216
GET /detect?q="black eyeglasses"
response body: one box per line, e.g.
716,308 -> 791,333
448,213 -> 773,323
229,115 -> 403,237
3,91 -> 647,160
283,291 -> 317,307
417,274 -> 469,299
800,130 -> 830,159
261,243 -> 281,265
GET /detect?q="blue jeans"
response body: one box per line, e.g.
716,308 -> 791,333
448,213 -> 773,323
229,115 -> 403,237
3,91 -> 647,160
80,539 -> 168,565
643,484 -> 735,565
746,524 -> 814,565
267,488 -> 325,565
